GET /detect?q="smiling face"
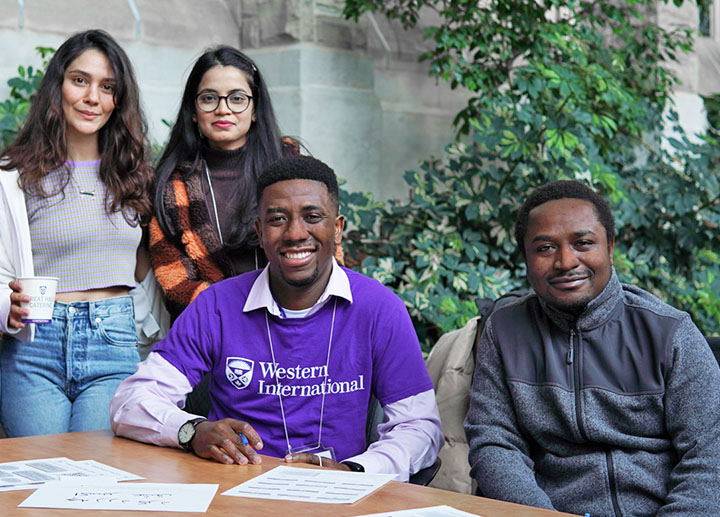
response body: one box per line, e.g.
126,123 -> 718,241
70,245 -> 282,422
524,198 -> 614,314
194,65 -> 254,151
61,49 -> 116,146
254,179 -> 344,310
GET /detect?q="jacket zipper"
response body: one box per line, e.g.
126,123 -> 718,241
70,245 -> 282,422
569,329 -> 588,439
570,328 -> 622,516
606,450 -> 622,517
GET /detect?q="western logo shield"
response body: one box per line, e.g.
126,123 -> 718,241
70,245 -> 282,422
226,357 -> 254,390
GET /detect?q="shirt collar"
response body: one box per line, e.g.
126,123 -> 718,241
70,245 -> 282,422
243,258 -> 352,317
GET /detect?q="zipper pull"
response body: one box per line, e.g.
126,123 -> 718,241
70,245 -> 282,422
566,329 -> 575,364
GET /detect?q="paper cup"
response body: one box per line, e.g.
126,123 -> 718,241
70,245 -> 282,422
18,276 -> 59,324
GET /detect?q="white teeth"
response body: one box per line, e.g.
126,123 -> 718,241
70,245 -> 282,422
285,251 -> 311,259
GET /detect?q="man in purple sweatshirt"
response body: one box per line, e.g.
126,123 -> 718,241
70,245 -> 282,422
111,155 -> 442,481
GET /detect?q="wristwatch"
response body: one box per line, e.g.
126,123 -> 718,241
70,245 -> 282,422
178,417 -> 208,453
342,460 -> 365,472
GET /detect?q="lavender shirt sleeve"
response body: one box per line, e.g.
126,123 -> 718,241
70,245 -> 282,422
343,388 -> 443,482
110,352 -> 203,447
111,352 -> 443,481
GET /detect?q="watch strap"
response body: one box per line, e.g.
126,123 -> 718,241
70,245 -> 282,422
342,460 -> 365,472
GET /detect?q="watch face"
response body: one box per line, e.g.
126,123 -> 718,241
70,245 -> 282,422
178,421 -> 196,445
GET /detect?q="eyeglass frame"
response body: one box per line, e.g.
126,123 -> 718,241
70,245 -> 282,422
194,91 -> 254,114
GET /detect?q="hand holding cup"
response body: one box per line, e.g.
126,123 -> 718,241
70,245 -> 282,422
9,277 -> 58,328
7,280 -> 30,329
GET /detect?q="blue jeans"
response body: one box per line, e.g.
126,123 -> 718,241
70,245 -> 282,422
1,296 -> 140,437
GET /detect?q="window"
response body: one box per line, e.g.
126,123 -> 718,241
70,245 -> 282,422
699,1 -> 711,37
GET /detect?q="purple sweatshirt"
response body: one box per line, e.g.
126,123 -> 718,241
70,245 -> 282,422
153,267 -> 433,461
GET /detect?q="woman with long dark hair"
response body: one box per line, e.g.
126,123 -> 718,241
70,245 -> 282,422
150,46 -> 303,319
0,29 -> 153,436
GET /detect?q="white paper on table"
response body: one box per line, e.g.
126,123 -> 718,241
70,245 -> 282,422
18,482 -> 219,513
0,457 -> 143,492
46,477 -> 119,486
355,505 -> 484,517
73,460 -> 144,481
0,457 -> 91,491
222,465 -> 396,504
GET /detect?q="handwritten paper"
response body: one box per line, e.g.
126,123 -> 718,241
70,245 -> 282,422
0,457 -> 141,492
19,482 -> 218,513
222,465 -> 395,504
355,505 -> 484,517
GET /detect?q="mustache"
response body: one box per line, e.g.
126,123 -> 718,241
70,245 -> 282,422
548,270 -> 593,281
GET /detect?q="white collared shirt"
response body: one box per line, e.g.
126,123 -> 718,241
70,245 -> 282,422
244,258 -> 352,318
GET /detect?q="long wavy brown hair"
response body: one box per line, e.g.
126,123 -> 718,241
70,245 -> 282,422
0,29 -> 153,224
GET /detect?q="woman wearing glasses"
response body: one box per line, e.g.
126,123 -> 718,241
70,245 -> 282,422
0,30 -> 153,436
151,46 -> 299,319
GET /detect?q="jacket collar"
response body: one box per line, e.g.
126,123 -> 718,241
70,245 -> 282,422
538,268 -> 622,331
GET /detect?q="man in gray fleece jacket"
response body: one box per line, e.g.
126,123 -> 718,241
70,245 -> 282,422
465,180 -> 720,516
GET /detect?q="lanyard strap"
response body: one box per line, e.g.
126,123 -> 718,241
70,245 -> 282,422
203,163 -> 224,246
204,163 -> 260,270
264,297 -> 338,454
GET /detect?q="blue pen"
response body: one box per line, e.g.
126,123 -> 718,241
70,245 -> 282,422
239,433 -> 249,446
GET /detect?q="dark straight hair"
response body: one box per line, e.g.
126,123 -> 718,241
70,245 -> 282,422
154,46 -> 286,247
1,29 -> 153,224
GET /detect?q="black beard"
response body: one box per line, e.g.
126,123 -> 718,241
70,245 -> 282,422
545,292 -> 593,316
281,264 -> 320,288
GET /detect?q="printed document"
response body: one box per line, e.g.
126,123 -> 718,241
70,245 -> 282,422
222,465 -> 395,504
0,457 -> 141,492
356,505 -> 483,516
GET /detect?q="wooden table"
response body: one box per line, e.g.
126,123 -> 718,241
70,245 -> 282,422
0,431 -> 574,516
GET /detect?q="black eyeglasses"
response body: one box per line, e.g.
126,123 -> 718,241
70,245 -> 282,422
195,91 -> 253,113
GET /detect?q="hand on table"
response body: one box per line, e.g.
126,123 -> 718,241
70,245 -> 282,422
284,453 -> 352,471
192,418 -> 263,465
7,280 -> 29,329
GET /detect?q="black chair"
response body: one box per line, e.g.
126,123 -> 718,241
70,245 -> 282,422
184,374 -> 212,417
706,336 -> 720,366
365,396 -> 442,485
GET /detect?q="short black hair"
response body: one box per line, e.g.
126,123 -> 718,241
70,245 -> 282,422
256,155 -> 339,208
514,180 -> 615,257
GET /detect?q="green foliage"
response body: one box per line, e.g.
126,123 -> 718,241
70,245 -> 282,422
341,0 -> 720,348
0,47 -> 54,149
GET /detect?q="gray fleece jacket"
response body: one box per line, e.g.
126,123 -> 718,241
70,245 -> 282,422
465,270 -> 720,516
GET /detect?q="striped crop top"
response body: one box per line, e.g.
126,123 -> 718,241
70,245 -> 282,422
25,160 -> 141,292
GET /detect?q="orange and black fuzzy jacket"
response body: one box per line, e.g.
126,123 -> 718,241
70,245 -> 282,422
149,158 -> 232,319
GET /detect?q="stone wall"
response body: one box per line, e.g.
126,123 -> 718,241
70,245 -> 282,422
0,1 -> 715,198
0,0 -> 468,199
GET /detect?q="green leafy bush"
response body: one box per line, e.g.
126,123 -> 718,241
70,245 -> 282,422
341,0 -> 720,349
0,47 -> 54,149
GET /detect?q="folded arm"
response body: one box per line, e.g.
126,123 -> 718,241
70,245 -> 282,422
110,351 -> 203,447
342,389 -> 443,482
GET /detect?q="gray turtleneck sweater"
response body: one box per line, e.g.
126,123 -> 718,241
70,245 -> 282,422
465,270 -> 720,516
